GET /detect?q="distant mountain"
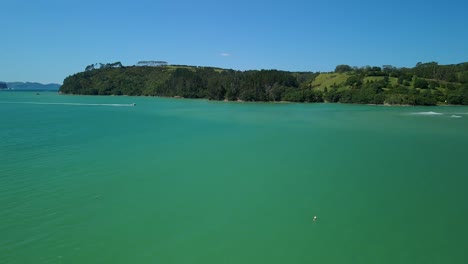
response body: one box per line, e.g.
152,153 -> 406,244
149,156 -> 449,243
0,82 -> 7,89
2,82 -> 61,91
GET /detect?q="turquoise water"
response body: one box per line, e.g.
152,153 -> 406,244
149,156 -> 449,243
1,91 -> 468,263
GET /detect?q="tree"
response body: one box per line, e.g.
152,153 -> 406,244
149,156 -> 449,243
414,77 -> 428,89
335,64 -> 353,73
345,75 -> 362,86
268,83 -> 286,101
459,71 -> 468,84
382,65 -> 396,73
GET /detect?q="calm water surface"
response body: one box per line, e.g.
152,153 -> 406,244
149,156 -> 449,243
1,91 -> 468,263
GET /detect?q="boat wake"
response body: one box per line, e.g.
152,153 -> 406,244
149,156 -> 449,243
408,111 -> 464,118
0,101 -> 136,107
410,111 -> 443,115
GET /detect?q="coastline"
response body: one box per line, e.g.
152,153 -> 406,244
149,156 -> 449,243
54,92 -> 465,107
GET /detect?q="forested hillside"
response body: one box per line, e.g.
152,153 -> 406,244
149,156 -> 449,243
60,62 -> 468,105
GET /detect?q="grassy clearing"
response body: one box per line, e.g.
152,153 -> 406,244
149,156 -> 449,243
363,76 -> 383,83
363,76 -> 398,86
165,65 -> 197,72
311,73 -> 349,91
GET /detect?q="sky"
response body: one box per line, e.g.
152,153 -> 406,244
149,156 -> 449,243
1,0 -> 468,84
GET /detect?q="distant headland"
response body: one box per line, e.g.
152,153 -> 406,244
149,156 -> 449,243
60,61 -> 468,106
0,81 -> 60,91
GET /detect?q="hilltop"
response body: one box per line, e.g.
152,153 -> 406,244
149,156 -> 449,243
60,62 -> 468,105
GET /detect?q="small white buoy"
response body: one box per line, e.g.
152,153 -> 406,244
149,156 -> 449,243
313,216 -> 317,222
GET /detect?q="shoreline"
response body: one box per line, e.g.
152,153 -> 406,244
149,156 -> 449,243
53,92 -> 468,107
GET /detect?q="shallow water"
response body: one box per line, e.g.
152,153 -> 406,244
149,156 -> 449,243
1,91 -> 468,263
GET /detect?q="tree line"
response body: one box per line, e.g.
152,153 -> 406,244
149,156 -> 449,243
59,62 -> 468,105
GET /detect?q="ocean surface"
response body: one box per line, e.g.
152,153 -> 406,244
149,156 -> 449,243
1,91 -> 468,264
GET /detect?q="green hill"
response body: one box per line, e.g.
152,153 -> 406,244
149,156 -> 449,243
60,62 -> 468,105
311,73 -> 349,91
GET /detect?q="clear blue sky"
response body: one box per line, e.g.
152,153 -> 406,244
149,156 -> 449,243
1,0 -> 468,84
